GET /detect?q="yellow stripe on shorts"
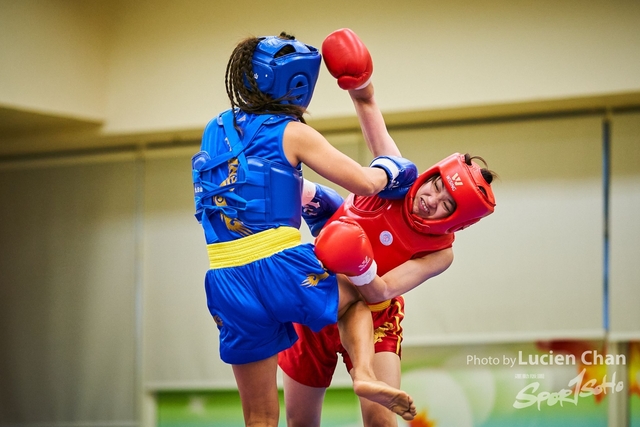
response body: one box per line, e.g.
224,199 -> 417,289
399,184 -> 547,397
368,299 -> 392,312
207,226 -> 301,269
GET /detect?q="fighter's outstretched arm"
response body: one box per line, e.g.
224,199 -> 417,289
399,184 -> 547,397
322,28 -> 401,158
357,249 -> 454,303
349,84 -> 401,158
314,214 -> 454,303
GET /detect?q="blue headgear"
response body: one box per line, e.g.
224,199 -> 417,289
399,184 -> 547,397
249,36 -> 321,108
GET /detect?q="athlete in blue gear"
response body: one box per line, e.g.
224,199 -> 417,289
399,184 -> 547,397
191,32 -> 418,426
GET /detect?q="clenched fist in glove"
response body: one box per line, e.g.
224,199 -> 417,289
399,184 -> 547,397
314,216 -> 377,286
322,28 -> 373,90
370,155 -> 418,199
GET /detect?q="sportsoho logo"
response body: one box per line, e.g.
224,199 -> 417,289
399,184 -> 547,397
446,173 -> 463,191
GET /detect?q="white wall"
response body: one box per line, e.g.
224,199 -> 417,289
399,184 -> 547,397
0,0 -> 115,121
103,0 -> 640,133
610,111 -> 640,340
1,0 -> 639,138
0,156 -> 139,425
0,1 -> 639,425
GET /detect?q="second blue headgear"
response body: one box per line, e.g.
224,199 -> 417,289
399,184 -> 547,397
249,36 -> 322,108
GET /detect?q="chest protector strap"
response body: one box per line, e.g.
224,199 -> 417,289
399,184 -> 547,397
192,110 -> 301,242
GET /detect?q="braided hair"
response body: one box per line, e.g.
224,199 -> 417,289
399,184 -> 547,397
225,32 -> 307,131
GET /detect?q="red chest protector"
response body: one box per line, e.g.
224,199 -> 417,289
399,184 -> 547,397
329,194 -> 455,276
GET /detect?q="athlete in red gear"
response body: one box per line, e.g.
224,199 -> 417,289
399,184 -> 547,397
278,29 -> 497,427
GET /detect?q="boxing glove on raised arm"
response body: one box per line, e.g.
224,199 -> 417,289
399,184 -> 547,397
322,28 -> 373,90
314,216 -> 377,286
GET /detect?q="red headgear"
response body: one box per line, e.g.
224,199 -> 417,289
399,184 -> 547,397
403,153 -> 496,234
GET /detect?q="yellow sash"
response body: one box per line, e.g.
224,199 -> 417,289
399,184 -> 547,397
207,227 -> 301,269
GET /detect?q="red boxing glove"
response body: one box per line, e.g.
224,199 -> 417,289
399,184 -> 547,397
322,28 -> 373,90
314,216 -> 377,286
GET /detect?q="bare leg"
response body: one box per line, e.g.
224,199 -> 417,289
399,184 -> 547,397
336,275 -> 416,421
282,371 -> 326,427
358,351 -> 402,427
232,355 -> 280,427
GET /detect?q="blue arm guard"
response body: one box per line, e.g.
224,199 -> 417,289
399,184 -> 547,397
302,183 -> 344,237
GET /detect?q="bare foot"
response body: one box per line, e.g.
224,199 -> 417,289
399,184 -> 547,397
353,379 -> 417,420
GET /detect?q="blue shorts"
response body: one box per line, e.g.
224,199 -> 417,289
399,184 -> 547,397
204,243 -> 339,364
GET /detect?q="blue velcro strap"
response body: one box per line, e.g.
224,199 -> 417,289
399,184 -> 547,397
192,110 -> 273,236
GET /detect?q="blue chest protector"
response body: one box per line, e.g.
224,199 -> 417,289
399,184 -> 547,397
192,110 -> 303,244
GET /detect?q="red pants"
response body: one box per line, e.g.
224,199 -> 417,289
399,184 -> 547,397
278,296 -> 404,388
